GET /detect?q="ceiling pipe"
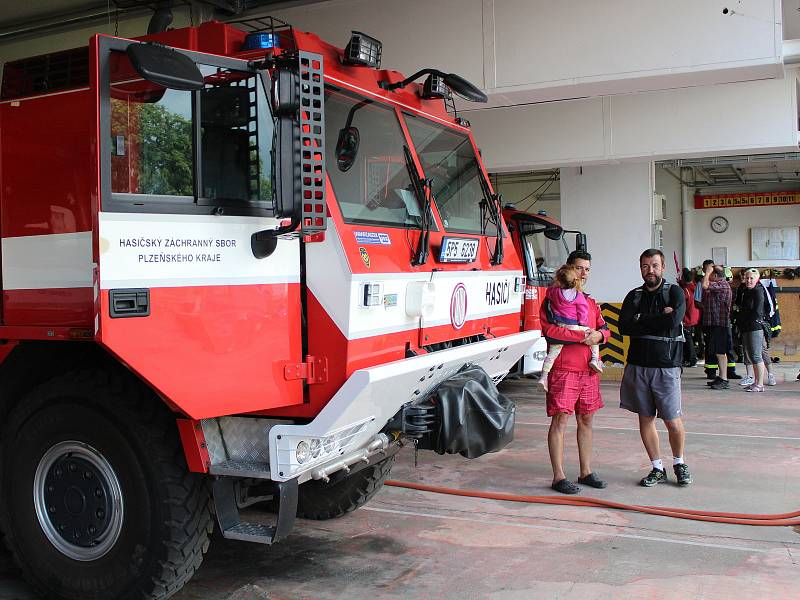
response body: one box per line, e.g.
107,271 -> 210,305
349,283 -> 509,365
680,167 -> 692,270
783,39 -> 800,65
0,4 -> 149,42
658,152 -> 800,169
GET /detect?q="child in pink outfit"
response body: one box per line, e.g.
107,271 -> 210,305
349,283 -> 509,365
541,265 -> 603,391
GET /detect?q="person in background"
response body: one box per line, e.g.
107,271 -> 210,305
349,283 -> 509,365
697,260 -> 715,379
619,249 -> 691,487
759,277 -> 779,387
700,262 -> 740,382
735,268 -> 770,392
702,265 -> 733,390
737,271 -> 779,388
679,268 -> 699,367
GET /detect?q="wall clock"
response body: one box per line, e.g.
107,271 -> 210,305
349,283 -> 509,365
710,216 -> 728,233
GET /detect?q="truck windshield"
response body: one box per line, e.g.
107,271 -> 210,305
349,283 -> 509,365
325,88 -> 424,228
403,113 -> 496,236
524,231 -> 569,285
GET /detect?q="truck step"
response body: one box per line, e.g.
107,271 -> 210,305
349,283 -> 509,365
222,522 -> 280,543
212,476 -> 297,545
209,459 -> 271,479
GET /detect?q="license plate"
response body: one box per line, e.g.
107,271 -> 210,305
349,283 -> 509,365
438,237 -> 479,263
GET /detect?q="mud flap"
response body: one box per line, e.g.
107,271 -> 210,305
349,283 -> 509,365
418,364 -> 514,458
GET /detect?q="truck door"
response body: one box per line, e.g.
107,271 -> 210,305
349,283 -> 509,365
93,37 -> 304,419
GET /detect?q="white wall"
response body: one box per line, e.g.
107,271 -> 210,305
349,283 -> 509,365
268,0 -> 486,87
470,75 -> 799,171
487,0 -> 783,106
264,0 -> 784,107
653,168 -> 800,269
560,164 -> 654,303
688,203 -> 800,268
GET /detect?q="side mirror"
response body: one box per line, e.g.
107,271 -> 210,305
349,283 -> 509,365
544,226 -> 563,241
443,73 -> 488,103
335,126 -> 360,172
126,43 -> 204,91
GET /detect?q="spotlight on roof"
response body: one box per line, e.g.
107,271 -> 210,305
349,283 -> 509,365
380,68 -> 487,103
421,73 -> 449,100
342,31 -> 382,68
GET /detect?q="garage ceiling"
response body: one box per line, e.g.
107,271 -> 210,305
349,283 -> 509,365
659,154 -> 800,191
0,1 -> 319,43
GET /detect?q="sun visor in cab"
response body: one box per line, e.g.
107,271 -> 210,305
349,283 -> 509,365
418,364 -> 515,459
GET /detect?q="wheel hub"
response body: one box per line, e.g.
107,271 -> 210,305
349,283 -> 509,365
43,454 -> 113,548
34,441 -> 124,561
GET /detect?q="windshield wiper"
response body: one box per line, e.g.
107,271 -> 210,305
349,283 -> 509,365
477,164 -> 503,265
404,145 -> 432,266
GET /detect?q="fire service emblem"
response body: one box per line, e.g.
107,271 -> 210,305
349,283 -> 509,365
359,246 -> 370,268
450,283 -> 467,330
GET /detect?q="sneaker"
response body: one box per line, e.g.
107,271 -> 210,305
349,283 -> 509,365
745,384 -> 764,392
640,468 -> 667,487
589,358 -> 604,374
709,378 -> 730,390
707,376 -> 724,386
673,463 -> 692,486
739,375 -> 755,386
766,373 -> 777,386
728,371 -> 742,380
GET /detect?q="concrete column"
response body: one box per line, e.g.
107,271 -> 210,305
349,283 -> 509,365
560,163 -> 654,303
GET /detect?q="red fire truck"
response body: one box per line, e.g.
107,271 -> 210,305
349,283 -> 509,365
502,206 -> 587,376
0,14 -> 537,600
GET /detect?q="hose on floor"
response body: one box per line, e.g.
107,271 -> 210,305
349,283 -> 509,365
384,480 -> 800,527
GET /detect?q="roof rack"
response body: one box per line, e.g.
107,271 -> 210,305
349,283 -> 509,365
226,15 -> 295,50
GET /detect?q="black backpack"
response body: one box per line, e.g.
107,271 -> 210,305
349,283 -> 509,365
630,281 -> 685,343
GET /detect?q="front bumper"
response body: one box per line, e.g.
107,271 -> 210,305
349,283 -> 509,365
269,330 -> 539,482
521,334 -> 547,375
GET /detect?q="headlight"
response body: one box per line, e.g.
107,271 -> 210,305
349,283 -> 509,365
296,441 -> 311,464
310,438 -> 322,459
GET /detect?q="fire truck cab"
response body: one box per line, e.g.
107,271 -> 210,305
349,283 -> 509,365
503,206 -> 588,375
0,17 -> 537,600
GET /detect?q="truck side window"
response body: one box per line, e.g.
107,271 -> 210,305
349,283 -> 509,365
110,87 -> 193,197
199,66 -> 273,205
107,54 -> 273,211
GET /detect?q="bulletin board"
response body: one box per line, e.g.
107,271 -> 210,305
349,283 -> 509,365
750,227 -> 800,260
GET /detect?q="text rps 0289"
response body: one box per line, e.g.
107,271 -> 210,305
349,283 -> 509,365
439,236 -> 479,263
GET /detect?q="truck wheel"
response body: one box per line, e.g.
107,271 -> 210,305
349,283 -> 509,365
296,455 -> 395,520
0,369 -> 213,600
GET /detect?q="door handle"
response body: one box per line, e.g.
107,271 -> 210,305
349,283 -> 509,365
109,289 -> 150,318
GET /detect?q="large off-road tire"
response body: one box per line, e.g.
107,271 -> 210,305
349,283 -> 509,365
296,455 -> 395,520
0,369 -> 213,600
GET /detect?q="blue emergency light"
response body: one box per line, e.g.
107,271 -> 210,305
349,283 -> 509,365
242,32 -> 279,50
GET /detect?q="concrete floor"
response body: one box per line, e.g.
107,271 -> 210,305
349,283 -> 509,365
2,364 -> 799,600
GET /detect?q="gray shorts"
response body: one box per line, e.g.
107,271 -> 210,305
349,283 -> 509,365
742,329 -> 765,365
619,365 -> 682,421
